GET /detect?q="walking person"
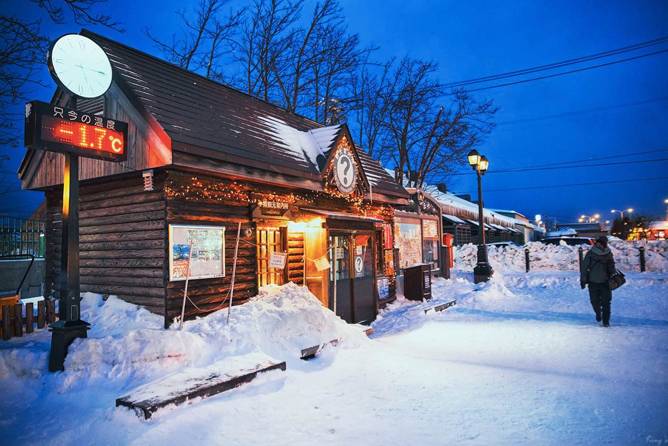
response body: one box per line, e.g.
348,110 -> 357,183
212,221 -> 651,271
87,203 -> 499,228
580,236 -> 617,327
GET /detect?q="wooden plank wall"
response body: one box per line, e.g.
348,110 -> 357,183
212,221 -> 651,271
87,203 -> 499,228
164,171 -> 257,324
23,84 -> 171,190
287,231 -> 305,285
45,172 -> 167,316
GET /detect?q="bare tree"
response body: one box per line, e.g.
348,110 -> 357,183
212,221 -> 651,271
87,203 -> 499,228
32,0 -> 123,30
147,0 -> 241,72
350,60 -> 395,159
234,0 -> 301,102
309,23 -> 368,124
381,57 -> 496,188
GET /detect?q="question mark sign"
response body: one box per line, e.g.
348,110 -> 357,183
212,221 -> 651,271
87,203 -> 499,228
341,157 -> 351,184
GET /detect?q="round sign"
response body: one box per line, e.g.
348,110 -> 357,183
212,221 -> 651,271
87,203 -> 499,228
48,34 -> 113,99
334,150 -> 356,194
354,256 -> 364,273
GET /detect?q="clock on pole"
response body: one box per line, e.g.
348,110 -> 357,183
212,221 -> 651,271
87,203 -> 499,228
28,34 -> 123,371
48,34 -> 113,99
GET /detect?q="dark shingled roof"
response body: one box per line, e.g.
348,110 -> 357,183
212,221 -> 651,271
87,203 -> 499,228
82,30 -> 406,198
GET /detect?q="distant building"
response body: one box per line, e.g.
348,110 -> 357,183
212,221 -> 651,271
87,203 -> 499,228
646,221 -> 668,240
424,188 -> 541,246
555,222 -> 607,239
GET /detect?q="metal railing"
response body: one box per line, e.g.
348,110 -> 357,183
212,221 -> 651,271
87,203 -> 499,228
0,217 -> 45,257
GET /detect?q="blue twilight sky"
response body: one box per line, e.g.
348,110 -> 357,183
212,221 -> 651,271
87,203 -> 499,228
1,0 -> 667,222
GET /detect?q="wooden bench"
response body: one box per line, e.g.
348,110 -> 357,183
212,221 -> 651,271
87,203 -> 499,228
300,338 -> 340,360
424,299 -> 457,314
116,356 -> 287,419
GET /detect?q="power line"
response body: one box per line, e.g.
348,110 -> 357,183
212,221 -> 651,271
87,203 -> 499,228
485,175 -> 668,192
443,35 -> 668,88
505,149 -> 668,170
488,157 -> 668,174
461,48 -> 668,93
497,96 -> 668,126
447,151 -> 668,176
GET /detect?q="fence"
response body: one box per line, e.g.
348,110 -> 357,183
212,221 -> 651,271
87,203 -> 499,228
0,217 -> 46,257
1,299 -> 57,340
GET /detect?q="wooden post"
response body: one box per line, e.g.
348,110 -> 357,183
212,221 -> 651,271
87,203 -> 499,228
227,222 -> 242,324
37,300 -> 46,328
46,299 -> 55,323
59,153 -> 81,322
639,247 -> 646,272
179,240 -> 193,330
14,303 -> 23,337
26,302 -> 34,334
2,306 -> 10,340
524,247 -> 530,273
578,247 -> 584,273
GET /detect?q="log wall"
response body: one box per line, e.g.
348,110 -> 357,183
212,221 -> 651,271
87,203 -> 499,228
45,172 -> 167,316
164,171 -> 257,324
287,231 -> 305,285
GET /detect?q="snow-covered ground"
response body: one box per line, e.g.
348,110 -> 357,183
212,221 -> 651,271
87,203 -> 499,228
1,246 -> 667,445
456,239 -> 668,273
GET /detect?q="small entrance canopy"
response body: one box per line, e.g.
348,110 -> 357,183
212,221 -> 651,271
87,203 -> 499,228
299,208 -> 384,224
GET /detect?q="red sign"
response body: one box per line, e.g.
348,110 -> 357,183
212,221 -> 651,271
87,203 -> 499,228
25,101 -> 127,162
41,115 -> 125,156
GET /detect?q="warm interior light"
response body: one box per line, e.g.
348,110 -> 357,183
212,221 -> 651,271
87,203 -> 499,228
467,149 -> 480,167
478,156 -> 489,173
288,217 -> 323,232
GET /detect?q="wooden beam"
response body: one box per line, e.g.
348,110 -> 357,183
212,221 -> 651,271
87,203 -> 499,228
116,359 -> 287,419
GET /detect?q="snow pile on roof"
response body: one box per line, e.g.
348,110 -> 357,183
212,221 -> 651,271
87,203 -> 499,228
0,283 -> 365,387
546,228 -> 577,237
423,185 -> 524,228
649,220 -> 668,230
455,240 -> 668,273
258,115 -> 339,169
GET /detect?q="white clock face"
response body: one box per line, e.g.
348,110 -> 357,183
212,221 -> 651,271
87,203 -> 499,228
49,34 -> 113,99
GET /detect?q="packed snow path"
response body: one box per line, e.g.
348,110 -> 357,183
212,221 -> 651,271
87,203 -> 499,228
1,271 -> 667,445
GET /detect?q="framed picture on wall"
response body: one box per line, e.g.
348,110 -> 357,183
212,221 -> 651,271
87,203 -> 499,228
169,225 -> 225,281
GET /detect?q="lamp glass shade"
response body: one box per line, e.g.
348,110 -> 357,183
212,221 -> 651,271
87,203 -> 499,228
467,149 -> 480,167
478,156 -> 489,172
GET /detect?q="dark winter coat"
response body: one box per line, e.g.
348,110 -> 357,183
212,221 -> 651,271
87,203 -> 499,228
581,245 -> 616,284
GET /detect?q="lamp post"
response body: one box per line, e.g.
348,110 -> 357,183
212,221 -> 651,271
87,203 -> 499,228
467,149 -> 493,283
611,208 -> 634,239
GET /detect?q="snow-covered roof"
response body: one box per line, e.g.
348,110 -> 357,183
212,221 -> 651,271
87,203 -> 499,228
649,220 -> 668,230
547,228 -> 577,237
443,214 -> 466,224
258,116 -> 340,170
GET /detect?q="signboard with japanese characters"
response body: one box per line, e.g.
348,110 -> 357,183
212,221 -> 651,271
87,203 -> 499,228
269,251 -> 287,269
24,100 -> 127,162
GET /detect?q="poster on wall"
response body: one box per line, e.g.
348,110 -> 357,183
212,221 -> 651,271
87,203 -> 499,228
377,277 -> 390,300
394,221 -> 422,268
169,225 -> 225,281
423,220 -> 438,239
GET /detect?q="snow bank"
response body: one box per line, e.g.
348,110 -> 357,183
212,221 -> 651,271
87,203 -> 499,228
455,240 -> 668,273
0,283 -> 365,388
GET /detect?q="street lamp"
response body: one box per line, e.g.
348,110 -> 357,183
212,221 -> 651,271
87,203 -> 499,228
467,149 -> 493,283
611,208 -> 634,239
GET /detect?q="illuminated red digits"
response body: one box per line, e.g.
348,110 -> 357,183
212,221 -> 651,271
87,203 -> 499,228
94,128 -> 107,150
79,125 -> 88,148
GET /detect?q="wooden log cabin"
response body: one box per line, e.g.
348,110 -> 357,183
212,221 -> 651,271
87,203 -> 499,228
18,30 -> 409,327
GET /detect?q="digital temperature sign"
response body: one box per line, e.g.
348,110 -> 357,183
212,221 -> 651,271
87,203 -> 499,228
25,101 -> 127,162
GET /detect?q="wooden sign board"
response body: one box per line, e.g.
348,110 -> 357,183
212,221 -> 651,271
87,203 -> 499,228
25,101 -> 128,162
